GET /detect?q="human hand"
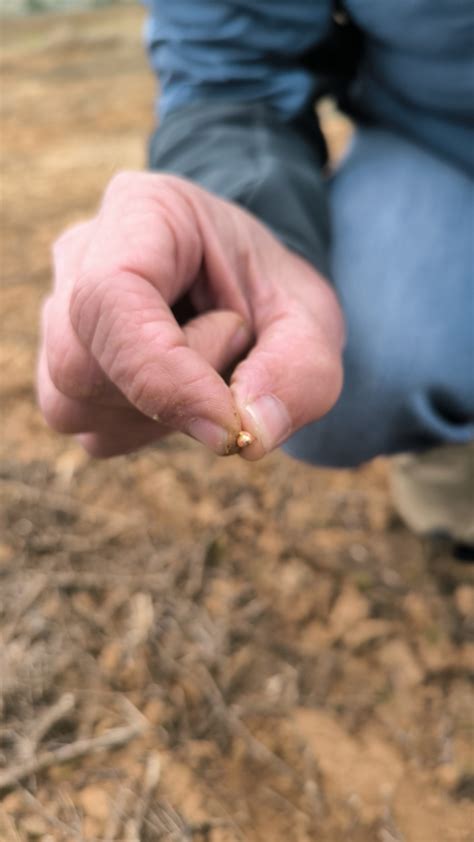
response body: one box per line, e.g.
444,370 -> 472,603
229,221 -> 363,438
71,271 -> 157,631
38,172 -> 344,460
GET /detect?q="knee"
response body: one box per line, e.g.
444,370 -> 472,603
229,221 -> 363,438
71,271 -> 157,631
282,336 -> 436,469
283,344 -> 473,469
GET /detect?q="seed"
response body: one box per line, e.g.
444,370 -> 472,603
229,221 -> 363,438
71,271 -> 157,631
236,430 -> 255,449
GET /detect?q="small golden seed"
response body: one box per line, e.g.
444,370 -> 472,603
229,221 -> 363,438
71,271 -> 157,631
236,430 -> 255,449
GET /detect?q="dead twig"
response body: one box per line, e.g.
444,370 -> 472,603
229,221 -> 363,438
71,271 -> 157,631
0,478 -> 145,531
20,789 -> 85,840
19,693 -> 76,759
128,752 -> 162,840
195,663 -> 298,781
143,800 -> 189,841
263,785 -> 312,821
2,575 -> 49,645
0,810 -> 22,842
0,722 -> 146,794
103,783 -> 136,842
50,563 -> 175,591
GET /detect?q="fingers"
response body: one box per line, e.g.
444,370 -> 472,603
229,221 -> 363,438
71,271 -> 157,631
39,340 -> 171,458
38,341 -> 166,436
76,428 -> 168,459
42,174 -> 344,463
69,261 -> 247,453
230,261 -> 345,461
46,180 -> 252,455
40,304 -> 251,457
48,230 -> 251,411
47,225 -> 126,405
81,172 -> 204,306
183,309 -> 252,373
70,309 -> 251,459
57,174 -> 250,455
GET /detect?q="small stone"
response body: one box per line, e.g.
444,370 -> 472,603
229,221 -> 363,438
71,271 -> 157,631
20,815 -> 49,837
417,638 -> 454,673
126,591 -> 154,646
82,816 -> 102,840
0,543 -> 14,567
54,448 -> 86,485
459,643 -> 474,671
78,786 -> 109,821
143,697 -> 167,725
378,640 -> 424,690
99,640 -> 123,674
330,584 -> 369,638
344,619 -> 392,650
1,792 -> 23,813
435,763 -> 459,790
403,593 -> 432,629
349,543 -> 369,563
299,620 -> 333,654
454,585 -> 474,620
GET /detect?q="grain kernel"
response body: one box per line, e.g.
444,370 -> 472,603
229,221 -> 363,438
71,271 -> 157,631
236,431 -> 255,449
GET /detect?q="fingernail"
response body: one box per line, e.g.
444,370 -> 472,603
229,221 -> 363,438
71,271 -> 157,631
187,418 -> 229,453
244,394 -> 291,451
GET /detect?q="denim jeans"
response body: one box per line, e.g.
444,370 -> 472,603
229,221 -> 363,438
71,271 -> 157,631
283,127 -> 474,467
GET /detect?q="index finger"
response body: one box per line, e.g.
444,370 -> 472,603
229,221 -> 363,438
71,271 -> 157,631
70,265 -> 242,454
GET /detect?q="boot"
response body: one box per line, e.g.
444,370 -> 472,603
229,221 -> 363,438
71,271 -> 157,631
390,442 -> 474,561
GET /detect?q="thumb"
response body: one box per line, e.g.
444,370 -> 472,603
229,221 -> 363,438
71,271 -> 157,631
230,304 -> 344,461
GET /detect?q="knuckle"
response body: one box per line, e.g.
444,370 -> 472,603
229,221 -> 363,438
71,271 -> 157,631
40,295 -> 52,334
127,361 -> 160,415
52,220 -> 92,260
153,174 -> 185,207
44,324 -> 72,396
106,171 -> 195,227
105,170 -> 140,203
126,351 -> 209,422
44,314 -> 73,391
69,273 -> 91,331
45,316 -> 103,401
69,269 -> 106,345
46,345 -> 68,395
39,390 -> 78,434
52,234 -> 68,263
47,346 -> 98,401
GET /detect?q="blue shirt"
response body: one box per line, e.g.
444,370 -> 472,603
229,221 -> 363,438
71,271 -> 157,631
144,0 -> 474,175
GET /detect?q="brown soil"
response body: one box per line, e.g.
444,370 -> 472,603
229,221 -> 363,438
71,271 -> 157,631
1,6 -> 473,841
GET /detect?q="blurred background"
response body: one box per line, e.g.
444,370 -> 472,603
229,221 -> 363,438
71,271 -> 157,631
1,0 -> 127,15
1,3 -> 473,840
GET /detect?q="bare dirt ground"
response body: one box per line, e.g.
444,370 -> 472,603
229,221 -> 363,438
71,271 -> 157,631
1,6 -> 473,841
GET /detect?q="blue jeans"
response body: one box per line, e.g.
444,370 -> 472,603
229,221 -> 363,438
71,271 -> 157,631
283,127 -> 474,467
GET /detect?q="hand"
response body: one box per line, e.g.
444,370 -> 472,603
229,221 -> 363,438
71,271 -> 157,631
38,172 -> 344,460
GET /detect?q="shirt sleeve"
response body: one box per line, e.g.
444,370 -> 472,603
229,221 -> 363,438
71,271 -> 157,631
144,1 -> 336,278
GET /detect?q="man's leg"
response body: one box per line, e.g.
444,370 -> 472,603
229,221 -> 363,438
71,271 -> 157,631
283,127 -> 474,467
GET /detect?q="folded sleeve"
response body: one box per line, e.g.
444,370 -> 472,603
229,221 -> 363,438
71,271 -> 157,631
145,1 -> 335,277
